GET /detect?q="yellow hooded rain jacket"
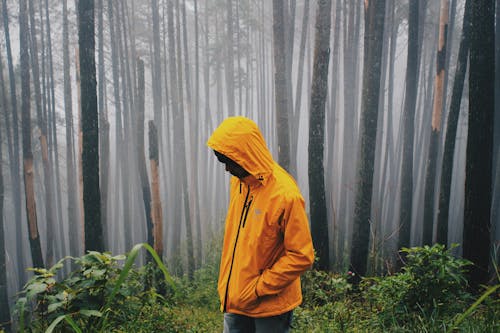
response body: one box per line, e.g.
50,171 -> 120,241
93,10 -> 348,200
207,116 -> 315,318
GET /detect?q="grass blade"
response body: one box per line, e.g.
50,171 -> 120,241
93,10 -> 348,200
447,284 -> 500,333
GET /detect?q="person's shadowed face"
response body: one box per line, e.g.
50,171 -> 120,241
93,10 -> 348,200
214,151 -> 250,179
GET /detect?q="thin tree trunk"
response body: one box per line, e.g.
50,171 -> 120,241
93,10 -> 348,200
28,0 -> 57,267
2,0 -> 25,287
43,0 -> 64,263
136,58 -> 154,260
292,0 -> 309,175
79,0 -> 104,252
20,0 -> 44,269
225,0 -> 235,116
193,0 -> 202,267
273,0 -> 291,171
97,0 -> 109,246
397,0 -> 419,252
182,0 -> 196,276
115,0 -> 133,251
167,0 -> 181,270
436,0 -> 471,248
0,61 -> 11,332
64,0 -> 81,258
424,0 -> 450,246
149,121 -> 163,258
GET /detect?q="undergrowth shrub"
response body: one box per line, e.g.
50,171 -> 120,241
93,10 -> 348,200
15,245 -> 176,332
301,268 -> 352,306
363,243 -> 472,324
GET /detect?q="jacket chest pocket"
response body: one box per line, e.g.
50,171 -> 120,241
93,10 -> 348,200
245,211 -> 282,257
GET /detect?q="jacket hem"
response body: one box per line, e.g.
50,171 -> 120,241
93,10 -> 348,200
224,300 -> 301,318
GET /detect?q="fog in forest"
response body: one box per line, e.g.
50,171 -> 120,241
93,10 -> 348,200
0,0 -> 499,317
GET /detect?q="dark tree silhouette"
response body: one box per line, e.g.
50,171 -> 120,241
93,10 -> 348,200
0,59 -> 10,332
463,0 -> 494,288
273,0 -> 291,171
20,0 -> 44,269
308,0 -> 331,271
78,0 -> 104,252
2,0 -> 25,286
350,0 -> 386,279
398,0 -> 419,252
436,0 -> 471,247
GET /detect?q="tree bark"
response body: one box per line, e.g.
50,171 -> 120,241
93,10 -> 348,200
149,121 -> 163,258
308,0 -> 331,271
78,0 -> 104,252
424,0 -> 450,246
225,0 -> 235,116
436,0 -> 471,249
2,0 -> 25,286
273,0 -> 291,171
398,0 -> 420,252
20,0 -> 44,269
97,0 -> 109,246
463,0 -> 494,288
350,0 -> 386,279
0,58 -> 11,333
137,59 -> 154,260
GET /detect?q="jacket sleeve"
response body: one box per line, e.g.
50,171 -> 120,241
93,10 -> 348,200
255,194 -> 314,297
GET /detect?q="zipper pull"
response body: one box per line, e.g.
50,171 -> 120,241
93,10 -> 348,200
242,196 -> 253,228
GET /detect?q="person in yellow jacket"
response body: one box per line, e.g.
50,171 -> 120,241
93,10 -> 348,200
207,116 -> 315,333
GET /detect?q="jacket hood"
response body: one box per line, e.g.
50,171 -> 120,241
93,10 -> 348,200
207,116 -> 275,184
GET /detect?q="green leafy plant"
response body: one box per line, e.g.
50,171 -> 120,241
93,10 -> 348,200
15,243 -> 176,332
400,243 -> 472,312
363,243 -> 473,326
301,268 -> 352,307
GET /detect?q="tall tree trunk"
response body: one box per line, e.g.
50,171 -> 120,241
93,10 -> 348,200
136,59 -> 154,259
28,0 -> 58,267
63,0 -> 81,259
424,0 -> 450,246
463,0 -> 494,288
273,0 -> 291,171
107,0 -> 123,251
398,0 -> 420,252
492,0 -> 500,265
437,0 -> 471,248
43,0 -> 64,263
308,0 -> 331,271
339,1 -> 362,255
97,0 -> 109,246
225,0 -> 235,116
0,76 -> 10,333
349,0 -> 386,279
182,0 -> 196,277
328,0 -> 342,268
20,0 -> 44,269
149,122 -> 163,258
193,0 -> 203,268
292,0 -> 309,175
151,0 -> 162,126
79,0 -> 104,252
2,0 -> 25,286
115,0 -> 133,251
167,0 -> 181,270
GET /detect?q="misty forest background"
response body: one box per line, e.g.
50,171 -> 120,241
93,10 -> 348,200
0,0 -> 499,323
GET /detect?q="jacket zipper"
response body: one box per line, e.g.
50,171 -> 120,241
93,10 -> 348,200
223,185 -> 251,312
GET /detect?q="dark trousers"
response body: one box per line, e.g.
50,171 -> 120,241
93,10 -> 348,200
223,311 -> 293,333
